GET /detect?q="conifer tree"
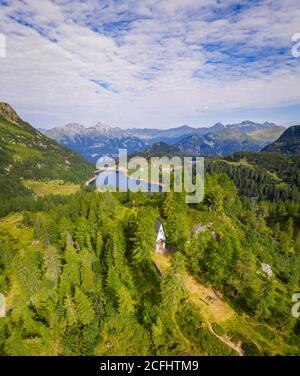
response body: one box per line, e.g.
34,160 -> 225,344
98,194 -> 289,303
74,288 -> 95,326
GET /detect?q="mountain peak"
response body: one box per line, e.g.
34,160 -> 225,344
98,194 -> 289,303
0,102 -> 21,124
240,120 -> 256,125
94,122 -> 113,129
64,122 -> 83,129
62,123 -> 85,134
262,121 -> 277,128
211,122 -> 225,130
224,120 -> 280,132
177,125 -> 194,130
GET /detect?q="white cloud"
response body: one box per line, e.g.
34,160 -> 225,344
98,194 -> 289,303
0,0 -> 300,128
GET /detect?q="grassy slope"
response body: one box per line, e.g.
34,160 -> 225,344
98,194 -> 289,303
0,107 -> 94,204
0,190 -> 299,355
153,208 -> 297,356
23,180 -> 81,197
154,252 -> 293,356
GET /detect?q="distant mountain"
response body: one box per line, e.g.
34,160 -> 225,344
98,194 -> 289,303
127,123 -> 227,143
176,122 -> 285,156
43,123 -> 148,163
126,125 -> 197,144
0,103 -> 94,199
224,120 -> 278,132
147,141 -> 181,155
262,125 -> 300,155
135,142 -> 183,158
41,120 -> 285,162
177,131 -> 258,156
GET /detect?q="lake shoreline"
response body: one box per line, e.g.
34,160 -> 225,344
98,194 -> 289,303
86,168 -> 163,190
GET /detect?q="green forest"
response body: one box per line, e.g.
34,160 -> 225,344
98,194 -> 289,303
0,167 -> 299,355
0,104 -> 300,356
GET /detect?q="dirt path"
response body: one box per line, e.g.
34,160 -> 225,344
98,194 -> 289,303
207,322 -> 244,356
153,254 -> 244,356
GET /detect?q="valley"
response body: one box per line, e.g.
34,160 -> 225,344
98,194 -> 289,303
0,103 -> 299,356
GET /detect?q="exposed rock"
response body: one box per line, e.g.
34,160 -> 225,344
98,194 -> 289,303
261,262 -> 273,277
0,102 -> 21,124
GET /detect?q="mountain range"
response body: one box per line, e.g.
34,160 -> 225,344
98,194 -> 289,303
41,120 -> 285,163
262,125 -> 300,155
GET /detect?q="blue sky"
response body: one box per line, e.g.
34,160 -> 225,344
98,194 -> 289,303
0,0 -> 300,129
